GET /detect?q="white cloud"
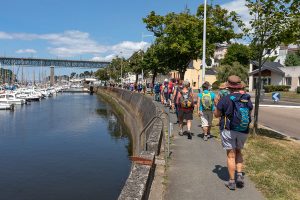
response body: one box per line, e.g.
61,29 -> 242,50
221,0 -> 251,27
91,55 -> 116,62
16,48 -> 37,54
0,30 -> 150,59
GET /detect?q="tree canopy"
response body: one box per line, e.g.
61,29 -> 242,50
143,5 -> 244,79
222,43 -> 251,66
244,0 -> 300,134
217,62 -> 248,83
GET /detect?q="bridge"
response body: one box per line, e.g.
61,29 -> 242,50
0,57 -> 110,68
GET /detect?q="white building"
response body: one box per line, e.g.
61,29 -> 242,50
249,61 -> 300,91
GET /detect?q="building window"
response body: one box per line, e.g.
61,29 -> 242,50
285,77 -> 292,86
267,49 -> 271,55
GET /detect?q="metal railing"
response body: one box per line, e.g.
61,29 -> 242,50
138,108 -> 172,162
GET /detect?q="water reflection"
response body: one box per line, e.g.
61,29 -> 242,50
96,98 -> 133,156
0,93 -> 131,200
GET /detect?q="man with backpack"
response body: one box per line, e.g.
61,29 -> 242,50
175,80 -> 194,139
198,82 -> 215,141
214,75 -> 253,190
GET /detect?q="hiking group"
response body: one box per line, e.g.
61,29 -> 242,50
155,75 -> 253,191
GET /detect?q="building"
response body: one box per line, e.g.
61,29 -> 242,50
249,61 -> 300,91
169,59 -> 217,90
212,43 -> 229,67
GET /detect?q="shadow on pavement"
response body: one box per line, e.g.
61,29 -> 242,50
212,165 -> 229,181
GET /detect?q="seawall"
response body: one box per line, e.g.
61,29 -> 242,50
96,87 -> 164,200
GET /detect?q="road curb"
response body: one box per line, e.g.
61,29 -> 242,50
257,104 -> 300,108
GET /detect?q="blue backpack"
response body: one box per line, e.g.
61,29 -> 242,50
229,94 -> 251,132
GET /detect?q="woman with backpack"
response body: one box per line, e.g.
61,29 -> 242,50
198,82 -> 215,141
174,80 -> 194,139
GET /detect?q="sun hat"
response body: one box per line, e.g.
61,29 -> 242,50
225,75 -> 243,89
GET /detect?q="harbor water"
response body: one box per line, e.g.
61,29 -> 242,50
0,93 -> 131,200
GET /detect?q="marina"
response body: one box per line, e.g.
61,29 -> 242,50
0,92 -> 131,200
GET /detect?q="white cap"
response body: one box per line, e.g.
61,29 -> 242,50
164,78 -> 168,82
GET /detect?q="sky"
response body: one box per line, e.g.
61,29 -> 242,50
0,0 -> 250,78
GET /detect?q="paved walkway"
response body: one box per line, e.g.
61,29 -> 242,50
163,106 -> 264,200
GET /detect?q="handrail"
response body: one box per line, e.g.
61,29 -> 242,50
139,115 -> 164,153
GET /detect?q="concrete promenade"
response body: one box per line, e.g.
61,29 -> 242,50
163,107 -> 264,200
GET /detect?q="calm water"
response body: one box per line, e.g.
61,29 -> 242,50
0,93 -> 132,200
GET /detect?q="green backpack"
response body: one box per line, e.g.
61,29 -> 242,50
201,92 -> 212,110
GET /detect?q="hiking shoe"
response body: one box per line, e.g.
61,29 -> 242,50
225,181 -> 236,190
207,134 -> 212,139
187,131 -> 192,140
236,174 -> 245,188
178,129 -> 183,136
203,135 -> 208,141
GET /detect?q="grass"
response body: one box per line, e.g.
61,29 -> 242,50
243,129 -> 300,200
210,119 -> 300,200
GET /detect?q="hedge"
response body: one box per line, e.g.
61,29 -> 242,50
297,86 -> 300,94
263,85 -> 291,93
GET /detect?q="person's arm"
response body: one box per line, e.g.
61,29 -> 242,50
197,96 -> 201,115
214,97 -> 222,118
214,108 -> 222,118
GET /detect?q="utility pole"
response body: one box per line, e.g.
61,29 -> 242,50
202,0 -> 207,84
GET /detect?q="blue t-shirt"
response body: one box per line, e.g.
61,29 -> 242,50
198,90 -> 215,111
216,93 -> 253,133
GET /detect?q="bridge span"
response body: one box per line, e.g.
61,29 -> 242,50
0,57 -> 110,68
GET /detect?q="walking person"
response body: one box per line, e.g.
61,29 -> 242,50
171,80 -> 182,124
214,75 -> 253,190
176,80 -> 194,139
198,82 -> 215,141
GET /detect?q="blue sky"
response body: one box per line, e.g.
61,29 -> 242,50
0,0 -> 249,78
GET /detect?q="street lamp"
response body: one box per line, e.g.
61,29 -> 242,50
202,0 -> 207,84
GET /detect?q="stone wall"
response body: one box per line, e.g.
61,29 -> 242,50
96,87 -> 164,200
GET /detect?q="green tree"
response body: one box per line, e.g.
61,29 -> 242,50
143,42 -> 169,85
244,0 -> 300,134
222,43 -> 250,66
127,50 -> 144,83
285,53 -> 300,66
143,5 -> 243,80
107,57 -> 126,82
95,68 -> 109,81
217,62 -> 248,83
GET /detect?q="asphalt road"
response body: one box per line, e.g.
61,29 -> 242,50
259,107 -> 300,139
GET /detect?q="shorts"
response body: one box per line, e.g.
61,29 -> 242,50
164,93 -> 169,101
178,108 -> 193,121
221,129 -> 248,150
200,110 -> 213,127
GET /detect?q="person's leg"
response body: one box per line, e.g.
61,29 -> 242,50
201,112 -> 209,140
178,110 -> 184,136
235,148 -> 244,188
186,111 -> 193,139
235,131 -> 248,188
226,149 -> 237,190
227,149 -> 236,180
235,149 -> 243,173
221,129 -> 237,190
207,111 -> 213,138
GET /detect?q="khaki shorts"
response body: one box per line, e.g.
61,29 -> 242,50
200,110 -> 213,127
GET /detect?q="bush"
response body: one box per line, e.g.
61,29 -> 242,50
263,85 -> 291,93
212,81 -> 220,90
297,86 -> 300,94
